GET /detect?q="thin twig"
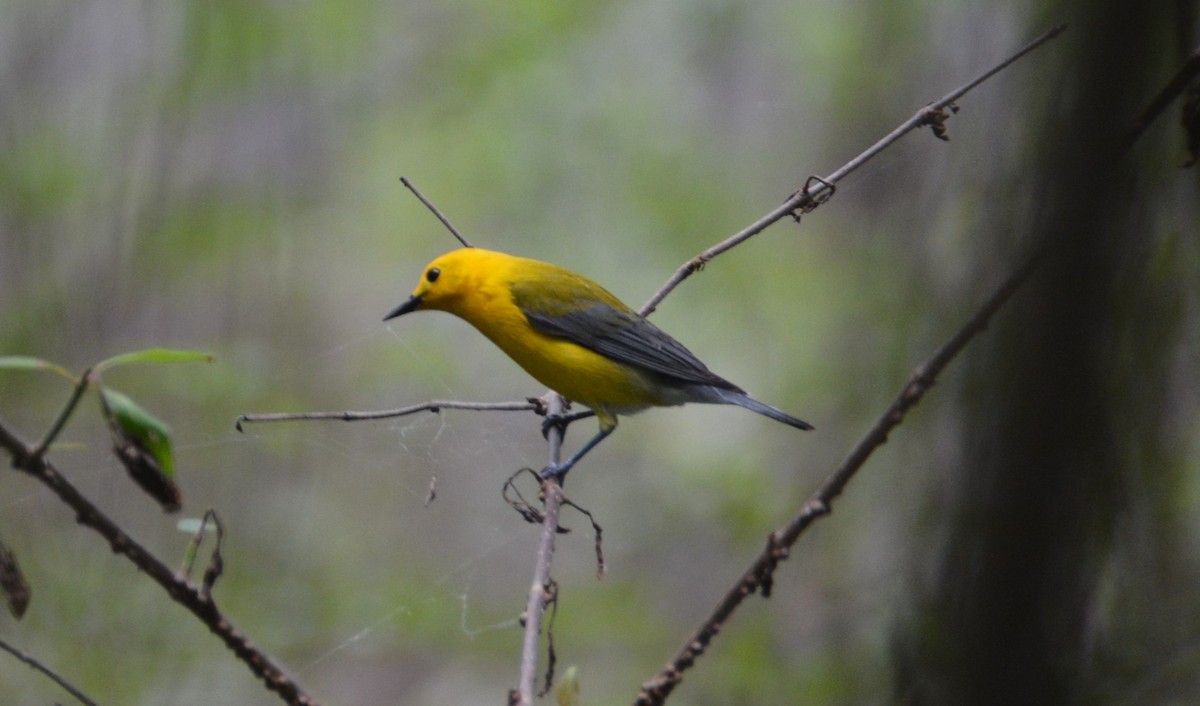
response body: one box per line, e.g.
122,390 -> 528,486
235,399 -> 538,431
561,497 -> 606,578
633,254 -> 1039,706
1124,44 -> 1200,150
0,638 -> 100,706
400,176 -> 473,248
637,23 -> 1068,317
29,367 -> 90,460
514,394 -> 568,705
0,421 -> 319,706
198,510 -> 226,602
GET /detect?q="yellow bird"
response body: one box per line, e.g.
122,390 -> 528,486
385,248 -> 812,478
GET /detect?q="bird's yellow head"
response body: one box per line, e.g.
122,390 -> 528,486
384,248 -> 502,321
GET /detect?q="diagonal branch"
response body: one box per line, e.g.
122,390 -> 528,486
637,23 -> 1067,317
0,420 -> 320,706
0,638 -> 99,706
633,254 -> 1039,706
401,176 -> 474,248
29,367 -> 90,460
1124,44 -> 1200,150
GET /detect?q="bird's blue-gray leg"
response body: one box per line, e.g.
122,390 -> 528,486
541,423 -> 615,481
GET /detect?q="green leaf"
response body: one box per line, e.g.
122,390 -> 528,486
94,348 -> 213,373
0,355 -> 75,380
100,388 -> 182,512
102,388 -> 176,476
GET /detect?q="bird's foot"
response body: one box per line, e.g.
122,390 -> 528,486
539,463 -> 569,482
540,410 -> 594,440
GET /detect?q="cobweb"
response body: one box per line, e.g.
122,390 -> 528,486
188,324 -> 556,685
3,321 -> 611,704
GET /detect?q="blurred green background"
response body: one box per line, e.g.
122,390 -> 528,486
2,1 -> 1198,705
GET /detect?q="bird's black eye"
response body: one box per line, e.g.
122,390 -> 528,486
426,267 -> 440,283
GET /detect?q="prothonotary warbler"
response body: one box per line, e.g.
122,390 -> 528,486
384,248 -> 812,479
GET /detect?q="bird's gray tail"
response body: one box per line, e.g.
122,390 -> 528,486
702,387 -> 814,430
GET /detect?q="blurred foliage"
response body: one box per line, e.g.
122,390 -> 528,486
1,1 -> 1198,705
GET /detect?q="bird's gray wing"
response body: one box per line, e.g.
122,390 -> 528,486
513,282 -> 740,391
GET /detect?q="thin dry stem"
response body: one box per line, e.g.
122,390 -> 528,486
1124,44 -> 1200,149
0,638 -> 98,706
29,367 -> 91,459
400,176 -> 473,248
235,399 -> 538,431
637,23 -> 1067,317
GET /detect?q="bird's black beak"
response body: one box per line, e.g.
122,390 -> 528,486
384,294 -> 423,321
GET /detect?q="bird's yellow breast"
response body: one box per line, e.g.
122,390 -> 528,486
436,251 -> 664,419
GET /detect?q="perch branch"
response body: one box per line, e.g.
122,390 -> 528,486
512,394 -> 568,705
236,399 -> 538,431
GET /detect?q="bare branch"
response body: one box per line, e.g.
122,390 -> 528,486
235,399 -> 538,431
513,394 -> 568,705
1124,44 -> 1200,151
634,254 -> 1039,705
29,367 -> 90,460
400,176 -> 473,248
637,23 -> 1067,317
0,421 -> 320,706
179,509 -> 225,602
0,638 -> 99,706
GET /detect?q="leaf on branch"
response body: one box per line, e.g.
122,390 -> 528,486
94,347 -> 214,374
0,355 -> 74,381
100,388 -> 183,512
0,541 -> 31,619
